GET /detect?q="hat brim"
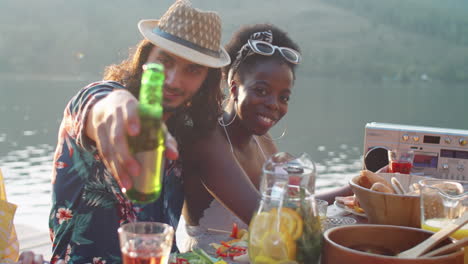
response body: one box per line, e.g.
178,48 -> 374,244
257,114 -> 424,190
138,19 -> 231,68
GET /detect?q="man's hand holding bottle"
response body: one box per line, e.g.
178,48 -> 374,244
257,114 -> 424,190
85,89 -> 178,191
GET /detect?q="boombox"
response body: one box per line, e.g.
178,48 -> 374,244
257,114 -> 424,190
363,122 -> 468,181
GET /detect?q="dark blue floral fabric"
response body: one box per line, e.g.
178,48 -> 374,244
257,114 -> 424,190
49,81 -> 184,264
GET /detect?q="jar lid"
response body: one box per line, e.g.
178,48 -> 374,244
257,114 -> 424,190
261,152 -> 317,195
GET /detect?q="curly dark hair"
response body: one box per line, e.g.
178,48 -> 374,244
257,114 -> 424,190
222,23 -> 301,84
103,39 -> 222,144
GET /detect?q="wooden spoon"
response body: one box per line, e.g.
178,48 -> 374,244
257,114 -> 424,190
421,237 -> 468,257
397,213 -> 468,258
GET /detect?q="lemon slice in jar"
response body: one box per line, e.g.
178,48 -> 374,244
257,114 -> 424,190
249,212 -> 274,246
276,261 -> 299,264
270,208 -> 304,240
261,231 -> 297,261
253,255 -> 277,264
253,256 -> 299,264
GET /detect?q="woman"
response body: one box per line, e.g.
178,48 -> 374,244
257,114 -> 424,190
176,23 -> 302,252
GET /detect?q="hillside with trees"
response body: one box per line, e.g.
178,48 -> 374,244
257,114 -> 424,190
1,0 -> 467,83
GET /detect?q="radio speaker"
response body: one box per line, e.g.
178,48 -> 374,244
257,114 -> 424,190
364,147 -> 389,172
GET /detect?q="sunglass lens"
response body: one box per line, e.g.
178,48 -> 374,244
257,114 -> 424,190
281,49 -> 299,63
254,42 -> 274,54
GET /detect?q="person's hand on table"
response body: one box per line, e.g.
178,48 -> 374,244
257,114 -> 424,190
16,251 -> 65,264
86,89 -> 179,190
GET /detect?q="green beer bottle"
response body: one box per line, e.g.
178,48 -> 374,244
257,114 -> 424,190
125,63 -> 165,204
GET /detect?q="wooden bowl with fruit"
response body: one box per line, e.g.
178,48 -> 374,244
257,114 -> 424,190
348,170 -> 428,227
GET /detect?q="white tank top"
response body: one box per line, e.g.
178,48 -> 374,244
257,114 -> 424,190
176,199 -> 248,254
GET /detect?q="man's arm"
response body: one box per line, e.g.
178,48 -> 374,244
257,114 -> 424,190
61,81 -> 141,189
84,89 -> 141,189
84,87 -> 179,190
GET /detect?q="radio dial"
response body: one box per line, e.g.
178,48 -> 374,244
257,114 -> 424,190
460,138 -> 467,146
457,164 -> 464,172
402,134 -> 409,141
412,135 -> 420,142
444,137 -> 452,144
442,164 -> 449,170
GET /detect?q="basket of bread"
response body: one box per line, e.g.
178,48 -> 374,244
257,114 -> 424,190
348,170 -> 429,227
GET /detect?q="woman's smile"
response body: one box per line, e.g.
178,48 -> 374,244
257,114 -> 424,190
256,113 -> 277,128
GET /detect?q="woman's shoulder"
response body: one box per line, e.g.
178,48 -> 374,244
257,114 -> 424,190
256,134 -> 279,156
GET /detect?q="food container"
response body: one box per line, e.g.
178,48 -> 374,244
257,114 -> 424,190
322,224 -> 464,264
349,173 -> 427,227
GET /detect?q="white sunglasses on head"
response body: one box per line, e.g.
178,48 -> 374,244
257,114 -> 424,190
247,39 -> 301,64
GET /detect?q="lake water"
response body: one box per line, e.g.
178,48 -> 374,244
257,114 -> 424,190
1,76 -> 466,233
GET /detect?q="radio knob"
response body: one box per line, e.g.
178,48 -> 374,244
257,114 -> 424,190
457,164 -> 464,172
402,134 -> 409,141
444,137 -> 452,144
460,138 -> 468,146
413,135 -> 420,142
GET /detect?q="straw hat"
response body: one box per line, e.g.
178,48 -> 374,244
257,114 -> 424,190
138,0 -> 230,68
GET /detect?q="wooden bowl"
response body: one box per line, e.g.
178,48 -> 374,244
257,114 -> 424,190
349,173 -> 427,227
321,224 -> 464,264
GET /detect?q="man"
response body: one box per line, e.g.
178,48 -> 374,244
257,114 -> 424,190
49,1 -> 230,263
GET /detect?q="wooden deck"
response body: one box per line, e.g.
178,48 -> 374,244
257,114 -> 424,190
16,224 -> 52,260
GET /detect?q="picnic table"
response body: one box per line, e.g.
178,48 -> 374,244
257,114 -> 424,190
15,203 -> 365,264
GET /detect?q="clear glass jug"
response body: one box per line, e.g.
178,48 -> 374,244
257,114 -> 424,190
419,179 -> 468,263
248,152 -> 322,264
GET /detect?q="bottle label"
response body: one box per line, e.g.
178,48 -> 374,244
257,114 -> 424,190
128,116 -> 162,152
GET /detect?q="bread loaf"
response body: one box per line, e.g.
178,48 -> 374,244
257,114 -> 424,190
358,170 -> 394,190
370,182 -> 395,194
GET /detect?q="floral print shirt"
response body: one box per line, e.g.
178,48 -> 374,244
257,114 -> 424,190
49,81 -> 184,264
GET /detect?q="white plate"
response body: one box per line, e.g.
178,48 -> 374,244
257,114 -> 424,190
334,200 -> 367,218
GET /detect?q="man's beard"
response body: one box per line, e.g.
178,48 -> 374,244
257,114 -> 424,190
162,85 -> 186,113
162,98 -> 191,113
163,103 -> 182,113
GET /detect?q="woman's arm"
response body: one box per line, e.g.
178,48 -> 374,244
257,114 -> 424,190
315,185 -> 353,205
184,130 -> 260,224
